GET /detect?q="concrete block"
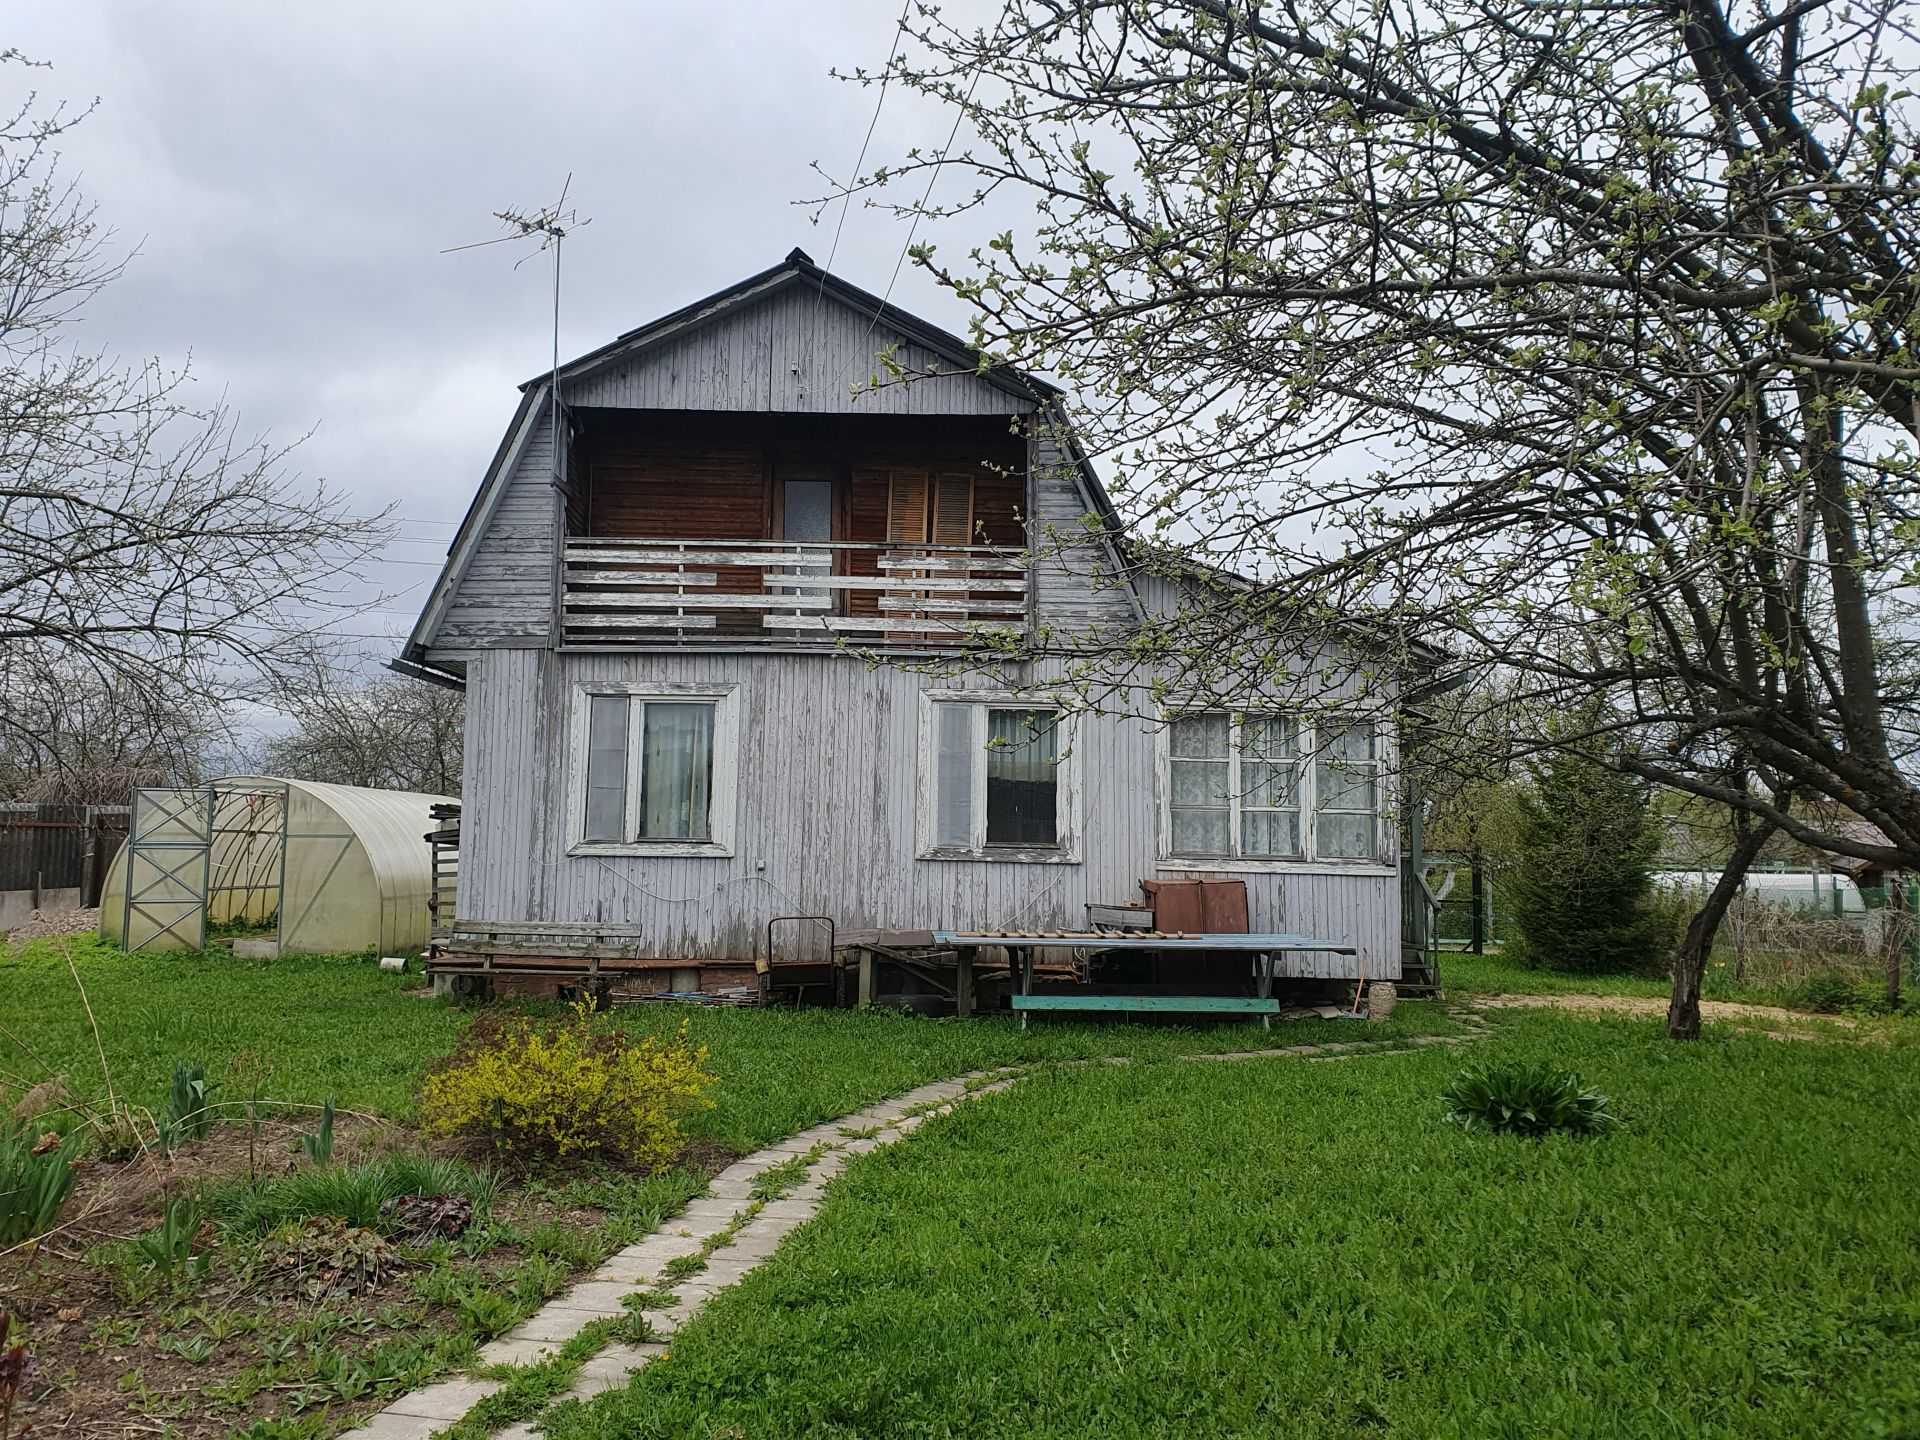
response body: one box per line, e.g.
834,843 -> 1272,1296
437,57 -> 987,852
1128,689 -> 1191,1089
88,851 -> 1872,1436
503,1305 -> 600,1344
476,1335 -> 558,1367
382,1376 -> 502,1420
343,1413 -> 437,1439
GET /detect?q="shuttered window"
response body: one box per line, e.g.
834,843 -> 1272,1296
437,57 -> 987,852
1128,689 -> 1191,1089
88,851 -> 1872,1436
887,470 -> 930,544
931,473 -> 974,545
887,469 -> 975,544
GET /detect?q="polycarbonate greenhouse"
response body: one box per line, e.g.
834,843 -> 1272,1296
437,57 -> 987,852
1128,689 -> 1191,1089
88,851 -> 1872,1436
98,776 -> 457,955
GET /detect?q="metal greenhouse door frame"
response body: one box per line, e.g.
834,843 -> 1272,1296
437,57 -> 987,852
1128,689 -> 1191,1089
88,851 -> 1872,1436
123,785 -> 216,952
206,781 -> 290,948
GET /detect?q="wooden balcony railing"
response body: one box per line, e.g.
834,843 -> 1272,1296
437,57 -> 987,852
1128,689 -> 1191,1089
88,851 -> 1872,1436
560,538 -> 1028,647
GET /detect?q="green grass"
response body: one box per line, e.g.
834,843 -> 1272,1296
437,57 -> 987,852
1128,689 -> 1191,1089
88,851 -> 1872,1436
542,1011 -> 1920,1440
213,1154 -> 501,1235
593,1002 -> 1464,1153
0,935 -> 471,1118
1439,946 -> 1672,998
0,934 -> 1463,1152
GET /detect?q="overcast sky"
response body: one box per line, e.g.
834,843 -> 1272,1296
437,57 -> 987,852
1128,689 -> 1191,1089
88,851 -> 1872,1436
11,2 -> 993,651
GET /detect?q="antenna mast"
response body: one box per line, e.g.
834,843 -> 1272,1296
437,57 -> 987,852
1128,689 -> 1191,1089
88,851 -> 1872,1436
445,177 -> 589,494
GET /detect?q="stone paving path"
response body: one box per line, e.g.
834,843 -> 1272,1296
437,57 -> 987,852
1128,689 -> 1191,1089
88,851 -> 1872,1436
346,1071 -> 1018,1440
350,1018 -> 1490,1440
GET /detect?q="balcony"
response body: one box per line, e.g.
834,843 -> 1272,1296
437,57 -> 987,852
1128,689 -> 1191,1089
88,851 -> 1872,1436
560,537 -> 1028,648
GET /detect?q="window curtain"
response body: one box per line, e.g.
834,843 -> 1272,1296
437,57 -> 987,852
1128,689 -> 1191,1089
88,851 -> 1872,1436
640,702 -> 714,840
934,703 -> 975,848
583,695 -> 630,843
985,709 -> 1058,846
1315,724 -> 1378,859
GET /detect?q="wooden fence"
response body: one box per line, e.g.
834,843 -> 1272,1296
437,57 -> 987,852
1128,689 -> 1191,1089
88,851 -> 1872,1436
0,805 -> 130,907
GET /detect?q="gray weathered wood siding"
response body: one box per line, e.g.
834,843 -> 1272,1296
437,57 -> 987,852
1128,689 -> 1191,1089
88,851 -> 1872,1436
427,409 -> 556,651
1028,417 -> 1137,638
457,649 -> 1400,977
565,282 -> 1031,418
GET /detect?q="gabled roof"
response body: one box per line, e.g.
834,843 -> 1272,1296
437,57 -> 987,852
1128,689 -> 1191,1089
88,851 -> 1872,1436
538,247 -> 1060,407
402,250 -> 1138,671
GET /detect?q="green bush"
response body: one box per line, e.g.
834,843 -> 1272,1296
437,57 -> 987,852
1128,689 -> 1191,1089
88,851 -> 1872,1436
1506,747 -> 1667,974
1790,971 -> 1860,1015
419,1005 -> 715,1165
1442,1061 -> 1621,1137
217,1154 -> 498,1235
0,1124 -> 81,1245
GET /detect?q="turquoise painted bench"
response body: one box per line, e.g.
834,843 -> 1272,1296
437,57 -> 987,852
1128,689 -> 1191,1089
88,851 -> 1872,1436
1011,994 -> 1280,1015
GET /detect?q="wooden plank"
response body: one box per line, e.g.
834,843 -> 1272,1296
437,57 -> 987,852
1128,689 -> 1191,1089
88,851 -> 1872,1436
1012,994 -> 1282,1014
761,574 -> 1028,593
877,598 -> 1029,616
561,614 -> 720,630
762,616 -> 995,634
568,593 -> 831,611
877,555 -> 1023,572
565,570 -> 721,586
563,547 -> 821,567
932,930 -> 1356,953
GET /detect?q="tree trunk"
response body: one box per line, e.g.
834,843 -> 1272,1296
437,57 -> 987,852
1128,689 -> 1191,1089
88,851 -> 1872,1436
1885,878 -> 1906,1010
1669,821 -> 1778,1040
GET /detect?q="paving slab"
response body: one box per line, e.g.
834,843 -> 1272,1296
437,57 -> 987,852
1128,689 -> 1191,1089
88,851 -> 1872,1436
343,1413 -> 437,1439
505,1305 -> 603,1344
381,1375 -> 503,1420
476,1334 -> 560,1367
363,1062 -> 1048,1439
552,1280 -> 643,1314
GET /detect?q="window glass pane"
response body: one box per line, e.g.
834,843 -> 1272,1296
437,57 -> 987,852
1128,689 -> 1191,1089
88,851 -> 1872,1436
1242,809 -> 1301,857
1324,723 -> 1376,763
1171,713 -> 1229,758
934,703 -> 975,848
584,696 -> 630,843
1242,760 -> 1298,809
1172,808 -> 1230,856
1242,714 -> 1297,759
1171,758 -> 1230,806
985,709 -> 1058,846
639,702 -> 714,840
1319,813 -> 1376,859
1316,724 -> 1378,810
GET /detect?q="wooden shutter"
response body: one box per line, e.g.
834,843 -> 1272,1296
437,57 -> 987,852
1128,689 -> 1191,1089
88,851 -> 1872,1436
886,470 -> 930,544
930,473 -> 974,546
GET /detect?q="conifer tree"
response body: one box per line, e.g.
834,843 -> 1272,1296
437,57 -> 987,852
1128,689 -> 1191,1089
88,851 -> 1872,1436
1508,752 -> 1665,975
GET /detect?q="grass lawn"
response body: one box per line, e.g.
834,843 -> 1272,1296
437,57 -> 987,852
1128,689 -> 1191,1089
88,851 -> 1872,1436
0,936 -> 474,1119
0,935 -> 1469,1151
541,1010 -> 1920,1440
1439,946 -> 1672,998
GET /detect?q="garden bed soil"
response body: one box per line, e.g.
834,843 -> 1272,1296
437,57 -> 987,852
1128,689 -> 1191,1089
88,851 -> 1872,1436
1,1115 -> 726,1439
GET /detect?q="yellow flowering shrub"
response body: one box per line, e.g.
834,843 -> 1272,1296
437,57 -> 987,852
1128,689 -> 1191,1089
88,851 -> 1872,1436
419,1004 -> 714,1167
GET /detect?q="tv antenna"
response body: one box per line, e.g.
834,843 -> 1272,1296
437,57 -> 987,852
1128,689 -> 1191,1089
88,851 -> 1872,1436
444,176 -> 590,493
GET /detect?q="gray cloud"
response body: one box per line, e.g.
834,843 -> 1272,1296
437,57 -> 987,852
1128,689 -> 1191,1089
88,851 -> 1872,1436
11,1 -> 992,643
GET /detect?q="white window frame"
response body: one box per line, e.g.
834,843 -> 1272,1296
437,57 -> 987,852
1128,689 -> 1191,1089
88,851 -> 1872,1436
1156,710 -> 1395,875
916,690 -> 1081,863
566,682 -> 739,858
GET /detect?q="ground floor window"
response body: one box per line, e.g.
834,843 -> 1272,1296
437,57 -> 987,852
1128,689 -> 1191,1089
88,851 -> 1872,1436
921,696 -> 1076,860
573,686 -> 736,855
1164,712 -> 1384,864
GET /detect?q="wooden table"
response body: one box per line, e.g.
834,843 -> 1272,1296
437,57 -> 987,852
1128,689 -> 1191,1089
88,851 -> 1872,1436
931,931 -> 1362,1028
